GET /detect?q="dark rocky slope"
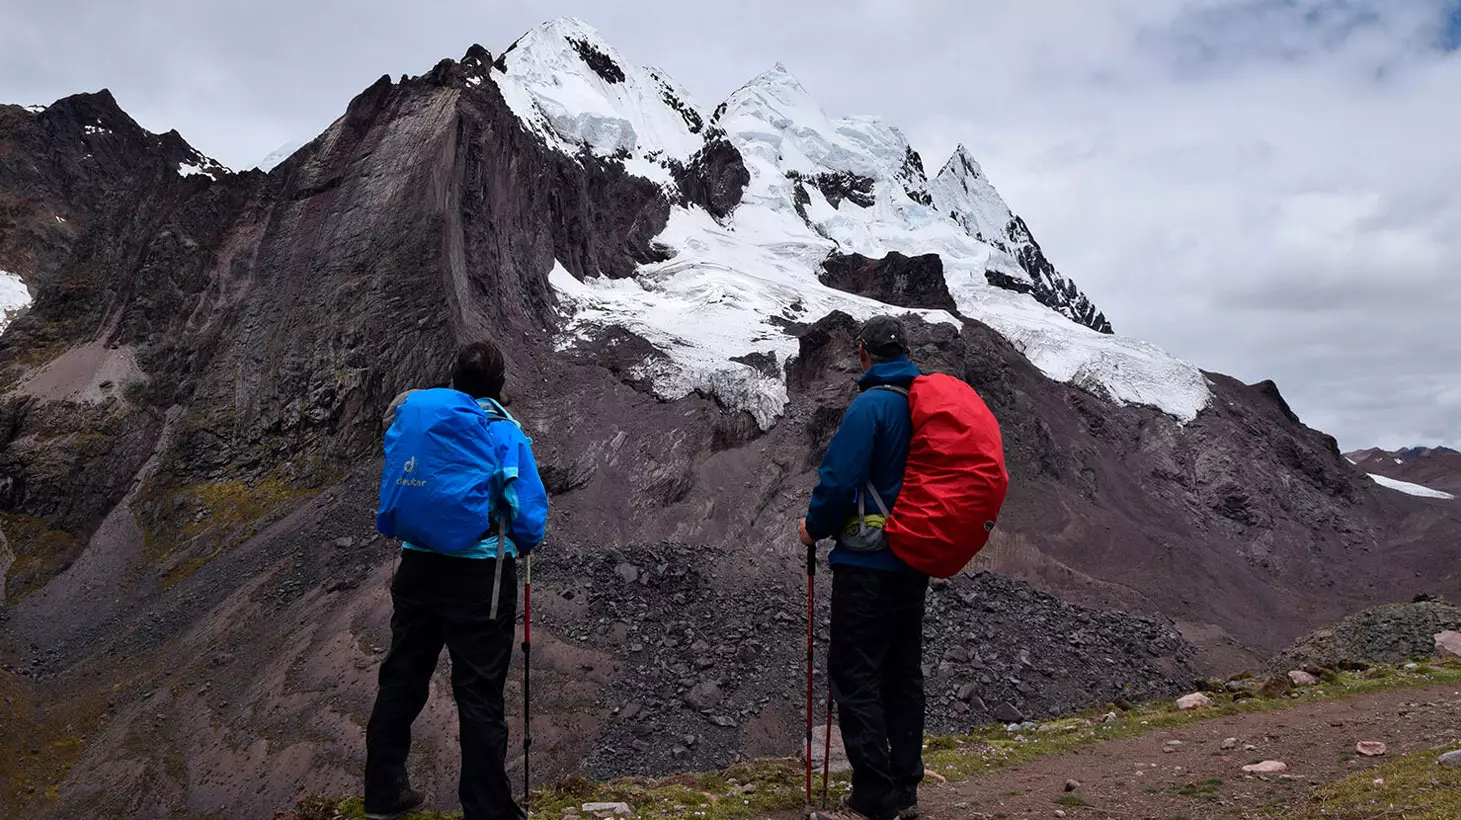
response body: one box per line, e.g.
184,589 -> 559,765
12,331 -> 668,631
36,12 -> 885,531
0,50 -> 1458,819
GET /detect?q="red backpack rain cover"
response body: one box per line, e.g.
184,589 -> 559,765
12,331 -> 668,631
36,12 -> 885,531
885,373 -> 1009,578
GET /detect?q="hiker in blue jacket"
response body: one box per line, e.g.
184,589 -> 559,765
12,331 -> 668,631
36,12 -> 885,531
365,341 -> 548,820
800,316 -> 927,820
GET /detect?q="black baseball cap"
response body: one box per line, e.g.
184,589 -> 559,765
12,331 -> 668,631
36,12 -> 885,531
856,315 -> 910,356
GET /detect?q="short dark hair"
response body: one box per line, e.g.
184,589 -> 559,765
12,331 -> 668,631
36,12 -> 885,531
452,340 -> 506,400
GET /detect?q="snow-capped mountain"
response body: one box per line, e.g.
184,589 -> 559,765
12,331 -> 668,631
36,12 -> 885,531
252,138 -> 309,172
496,19 -> 1207,428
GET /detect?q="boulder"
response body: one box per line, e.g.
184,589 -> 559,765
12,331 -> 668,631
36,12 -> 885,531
993,702 -> 1025,723
1176,693 -> 1212,710
1355,741 -> 1387,757
1288,670 -> 1319,687
1437,750 -> 1461,768
808,723 -> 852,773
684,681 -> 722,712
1434,630 -> 1461,660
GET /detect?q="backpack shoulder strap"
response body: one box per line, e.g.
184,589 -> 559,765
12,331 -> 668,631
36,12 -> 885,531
476,398 -> 523,429
869,384 -> 910,398
856,384 -> 906,532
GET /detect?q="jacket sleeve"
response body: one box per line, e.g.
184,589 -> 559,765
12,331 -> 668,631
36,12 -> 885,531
805,395 -> 877,540
499,427 -> 549,552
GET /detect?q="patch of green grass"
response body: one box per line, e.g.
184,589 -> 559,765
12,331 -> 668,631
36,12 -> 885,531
1287,748 -> 1461,819
141,476 -> 311,577
285,660 -> 1461,820
0,512 -> 83,603
1054,794 -> 1090,807
1145,778 -> 1224,802
1176,778 -> 1224,799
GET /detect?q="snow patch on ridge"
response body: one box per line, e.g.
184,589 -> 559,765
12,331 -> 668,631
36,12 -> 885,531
176,147 -> 229,180
1368,473 -> 1455,500
1,269 -> 33,337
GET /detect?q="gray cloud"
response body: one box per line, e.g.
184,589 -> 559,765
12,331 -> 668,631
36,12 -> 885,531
2,0 -> 1456,449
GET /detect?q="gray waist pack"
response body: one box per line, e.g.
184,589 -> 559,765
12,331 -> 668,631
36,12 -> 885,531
838,480 -> 892,554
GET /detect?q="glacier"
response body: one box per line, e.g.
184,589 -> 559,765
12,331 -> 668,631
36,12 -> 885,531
494,18 -> 1212,428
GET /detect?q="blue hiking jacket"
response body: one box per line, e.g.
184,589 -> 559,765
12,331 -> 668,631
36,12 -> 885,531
805,357 -> 919,573
387,391 -> 549,559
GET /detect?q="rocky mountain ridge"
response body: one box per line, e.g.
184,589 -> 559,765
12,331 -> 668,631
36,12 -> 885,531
0,17 -> 1458,819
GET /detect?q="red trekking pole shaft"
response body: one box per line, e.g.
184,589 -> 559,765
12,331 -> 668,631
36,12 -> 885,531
804,542 -> 816,807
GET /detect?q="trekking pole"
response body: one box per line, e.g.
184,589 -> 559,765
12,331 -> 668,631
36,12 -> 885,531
804,541 -> 816,808
522,552 -> 533,814
821,690 -> 833,808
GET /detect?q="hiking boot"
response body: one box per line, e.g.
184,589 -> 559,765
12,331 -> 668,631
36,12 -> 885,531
896,803 -> 920,819
364,787 -> 425,820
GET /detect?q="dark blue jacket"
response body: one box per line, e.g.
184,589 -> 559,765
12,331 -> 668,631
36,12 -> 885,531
805,357 -> 919,572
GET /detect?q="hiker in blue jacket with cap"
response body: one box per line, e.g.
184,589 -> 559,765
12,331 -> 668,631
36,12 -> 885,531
366,340 -> 548,820
800,316 -> 926,820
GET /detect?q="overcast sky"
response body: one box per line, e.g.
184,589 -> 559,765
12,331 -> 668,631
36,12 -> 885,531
3,0 -> 1458,450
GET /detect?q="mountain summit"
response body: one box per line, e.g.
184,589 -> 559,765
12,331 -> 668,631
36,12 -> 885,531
482,18 -> 1193,429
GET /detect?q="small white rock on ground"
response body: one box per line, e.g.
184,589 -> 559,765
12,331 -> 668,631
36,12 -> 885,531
581,802 -> 633,817
1355,741 -> 1387,757
1242,760 -> 1288,773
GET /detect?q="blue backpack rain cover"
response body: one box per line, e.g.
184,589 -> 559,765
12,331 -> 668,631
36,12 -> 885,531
377,388 -> 503,554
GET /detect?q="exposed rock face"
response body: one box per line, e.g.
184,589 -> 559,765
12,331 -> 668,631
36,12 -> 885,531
670,138 -> 749,218
926,146 -> 1111,334
1,39 -> 1459,820
788,170 -> 876,210
819,251 -> 957,312
1003,216 -> 1112,334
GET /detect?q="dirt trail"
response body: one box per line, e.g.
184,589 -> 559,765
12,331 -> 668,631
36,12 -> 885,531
771,684 -> 1461,819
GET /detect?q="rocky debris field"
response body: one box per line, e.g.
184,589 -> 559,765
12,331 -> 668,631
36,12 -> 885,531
533,543 -> 1198,779
1276,600 -> 1461,671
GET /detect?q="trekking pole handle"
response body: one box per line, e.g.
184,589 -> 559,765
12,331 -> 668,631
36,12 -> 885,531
805,542 -> 816,577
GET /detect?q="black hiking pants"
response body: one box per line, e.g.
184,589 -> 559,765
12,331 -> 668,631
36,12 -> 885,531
365,549 -> 522,820
829,563 -> 929,820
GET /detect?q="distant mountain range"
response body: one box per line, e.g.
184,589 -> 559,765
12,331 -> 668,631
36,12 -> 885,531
1347,446 -> 1461,497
